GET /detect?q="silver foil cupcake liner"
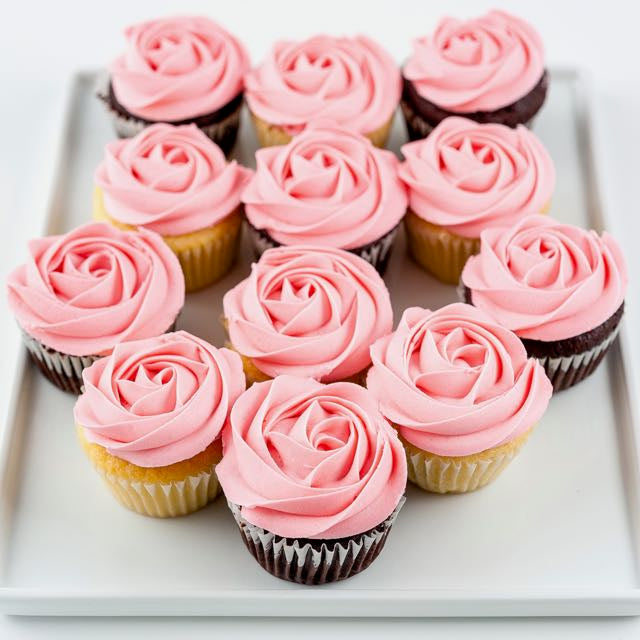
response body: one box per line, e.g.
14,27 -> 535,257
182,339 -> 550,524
537,325 -> 621,392
228,497 -> 405,585
245,222 -> 399,276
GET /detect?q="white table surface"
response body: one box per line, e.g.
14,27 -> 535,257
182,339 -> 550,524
1,0 -> 638,637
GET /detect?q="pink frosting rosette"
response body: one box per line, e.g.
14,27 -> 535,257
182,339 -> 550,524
6,222 -> 184,356
74,331 -> 245,467
95,123 -> 252,236
242,124 -> 407,248
223,245 -> 393,381
216,376 -> 407,539
367,303 -> 552,456
462,215 -> 628,341
403,10 -> 545,112
245,35 -> 400,135
110,16 -> 250,121
398,117 -> 555,238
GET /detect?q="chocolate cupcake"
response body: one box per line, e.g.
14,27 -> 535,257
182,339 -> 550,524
6,223 -> 184,393
216,376 -> 407,584
98,16 -> 250,155
461,215 -> 628,391
401,10 -> 548,139
242,123 -> 408,275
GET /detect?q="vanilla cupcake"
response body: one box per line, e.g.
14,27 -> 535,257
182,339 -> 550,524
94,123 -> 252,291
74,331 -> 245,517
462,215 -> 628,391
6,222 -> 184,393
245,34 -> 400,148
243,124 -> 407,274
398,117 -> 554,284
402,10 -> 548,139
216,376 -> 406,584
367,303 -> 552,493
223,245 -> 393,385
99,16 -> 250,154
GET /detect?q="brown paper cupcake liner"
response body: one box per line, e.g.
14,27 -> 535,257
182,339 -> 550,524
96,75 -> 242,155
228,498 -> 405,585
250,112 -> 394,149
404,210 -> 480,285
398,429 -> 532,494
245,220 -> 399,276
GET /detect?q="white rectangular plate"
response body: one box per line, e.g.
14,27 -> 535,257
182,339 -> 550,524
0,69 -> 639,617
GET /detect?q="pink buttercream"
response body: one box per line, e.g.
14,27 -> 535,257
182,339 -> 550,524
462,215 -> 628,341
223,246 -> 393,381
367,303 -> 552,456
245,35 -> 400,135
6,222 -> 184,356
242,124 -> 407,248
216,376 -> 406,539
399,117 -> 554,238
74,331 -> 245,467
110,16 -> 250,121
403,10 -> 545,112
95,123 -> 252,236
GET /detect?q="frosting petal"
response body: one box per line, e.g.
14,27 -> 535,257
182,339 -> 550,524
242,124 -> 407,248
6,222 -> 184,356
403,10 -> 544,112
95,123 -> 253,235
110,16 -> 250,121
461,215 -> 628,340
245,35 -> 400,134
73,331 -> 245,467
398,117 -> 554,238
367,303 -> 552,456
216,376 -> 407,538
223,245 -> 393,381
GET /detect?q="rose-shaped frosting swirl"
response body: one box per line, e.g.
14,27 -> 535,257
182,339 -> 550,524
223,245 -> 393,381
95,123 -> 252,235
110,16 -> 250,121
367,303 -> 552,456
6,222 -> 184,356
216,376 -> 406,538
398,117 -> 554,238
245,35 -> 400,135
74,331 -> 245,467
462,215 -> 628,341
242,124 -> 407,248
403,10 -> 545,112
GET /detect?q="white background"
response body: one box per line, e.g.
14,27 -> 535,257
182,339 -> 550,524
1,0 -> 639,637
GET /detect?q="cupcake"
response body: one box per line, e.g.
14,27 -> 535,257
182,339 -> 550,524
398,117 -> 554,284
74,331 -> 245,517
6,222 -> 184,393
245,35 -> 400,148
367,303 -> 552,493
94,123 -> 252,292
242,123 -> 407,274
99,16 -> 250,154
223,245 -> 393,385
216,376 -> 407,584
402,10 -> 548,140
461,215 -> 628,391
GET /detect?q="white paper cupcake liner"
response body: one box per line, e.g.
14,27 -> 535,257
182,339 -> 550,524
96,466 -> 221,518
228,498 -> 405,585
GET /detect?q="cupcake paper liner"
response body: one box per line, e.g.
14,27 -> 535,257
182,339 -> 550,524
398,429 -> 532,493
536,325 -> 621,392
250,112 -> 394,149
96,75 -> 242,155
22,332 -> 99,394
245,221 -> 399,276
404,210 -> 480,285
228,498 -> 405,585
